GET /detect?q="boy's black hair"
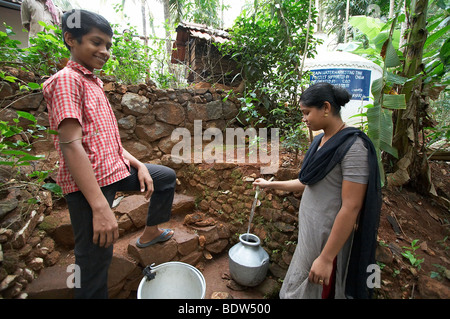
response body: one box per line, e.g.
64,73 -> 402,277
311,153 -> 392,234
62,9 -> 113,50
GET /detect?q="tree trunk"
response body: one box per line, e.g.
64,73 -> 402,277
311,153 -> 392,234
391,0 -> 434,195
389,0 -> 395,19
344,0 -> 350,43
141,0 -> 148,48
163,0 -> 171,59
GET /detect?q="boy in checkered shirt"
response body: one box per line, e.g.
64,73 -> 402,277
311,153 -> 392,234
43,9 -> 176,298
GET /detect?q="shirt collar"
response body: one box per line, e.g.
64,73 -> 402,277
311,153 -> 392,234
66,60 -> 103,85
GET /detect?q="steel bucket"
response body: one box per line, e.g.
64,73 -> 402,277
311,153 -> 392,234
137,261 -> 206,299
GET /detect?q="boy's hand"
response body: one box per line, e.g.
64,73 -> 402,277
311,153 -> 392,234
137,163 -> 154,200
58,118 -> 119,248
92,203 -> 119,248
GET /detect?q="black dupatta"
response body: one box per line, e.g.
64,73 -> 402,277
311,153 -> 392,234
298,127 -> 381,299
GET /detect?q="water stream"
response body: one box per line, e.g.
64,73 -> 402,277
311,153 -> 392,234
246,177 -> 274,237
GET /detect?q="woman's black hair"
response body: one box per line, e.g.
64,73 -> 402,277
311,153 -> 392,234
300,82 -> 352,115
62,9 -> 113,50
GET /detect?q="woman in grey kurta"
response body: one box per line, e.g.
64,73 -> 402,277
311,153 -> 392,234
254,82 -> 380,299
279,137 -> 369,298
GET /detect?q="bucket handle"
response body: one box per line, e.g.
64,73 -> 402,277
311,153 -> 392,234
143,263 -> 157,281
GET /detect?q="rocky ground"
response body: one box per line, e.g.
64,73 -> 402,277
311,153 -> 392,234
0,157 -> 449,299
374,160 -> 450,299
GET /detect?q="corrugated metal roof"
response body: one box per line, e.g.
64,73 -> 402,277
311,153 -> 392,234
176,22 -> 230,43
189,29 -> 229,43
172,22 -> 231,64
0,0 -> 22,9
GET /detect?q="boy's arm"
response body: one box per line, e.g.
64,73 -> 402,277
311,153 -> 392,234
58,118 -> 119,248
122,149 -> 154,200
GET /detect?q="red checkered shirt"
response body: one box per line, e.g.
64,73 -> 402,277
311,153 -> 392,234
43,60 -> 130,194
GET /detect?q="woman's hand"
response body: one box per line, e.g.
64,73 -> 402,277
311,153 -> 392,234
253,178 -> 271,189
308,255 -> 334,286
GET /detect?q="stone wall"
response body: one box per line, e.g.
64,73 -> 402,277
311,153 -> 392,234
175,163 -> 301,280
0,68 -> 301,297
103,79 -> 241,163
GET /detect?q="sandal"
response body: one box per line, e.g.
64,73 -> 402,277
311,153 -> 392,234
136,229 -> 174,248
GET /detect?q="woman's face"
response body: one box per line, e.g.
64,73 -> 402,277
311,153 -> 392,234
300,103 -> 327,131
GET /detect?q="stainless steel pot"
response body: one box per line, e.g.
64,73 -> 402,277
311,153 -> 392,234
228,233 -> 269,287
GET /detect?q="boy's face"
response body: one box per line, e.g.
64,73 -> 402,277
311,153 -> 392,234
64,27 -> 112,72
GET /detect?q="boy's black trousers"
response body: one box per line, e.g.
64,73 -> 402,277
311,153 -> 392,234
65,164 -> 176,299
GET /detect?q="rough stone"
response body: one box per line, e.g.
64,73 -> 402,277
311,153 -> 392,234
28,257 -> 44,271
0,275 -> 17,293
418,276 -> 450,299
190,225 -> 219,244
25,265 -> 73,299
121,92 -> 150,116
222,100 -> 238,119
0,82 -> 15,99
10,92 -> 43,110
174,230 -> 199,256
114,195 -> 148,229
187,100 -> 223,122
12,210 -> 42,249
118,115 -> 136,130
157,135 -> 177,154
376,244 -> 394,265
179,250 -> 203,266
121,140 -> 151,160
206,239 -> 228,254
211,291 -> 233,299
172,193 -> 195,215
127,236 -> 178,267
135,122 -> 174,142
153,101 -> 185,125
108,253 -> 138,290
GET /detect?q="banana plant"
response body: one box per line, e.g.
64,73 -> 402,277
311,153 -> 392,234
350,15 -> 407,186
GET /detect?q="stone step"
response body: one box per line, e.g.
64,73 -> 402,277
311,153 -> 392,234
40,193 -> 196,249
114,192 -> 196,232
24,192 -> 238,299
26,207 -> 232,299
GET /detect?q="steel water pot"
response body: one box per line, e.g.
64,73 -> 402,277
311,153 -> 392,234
228,233 -> 269,287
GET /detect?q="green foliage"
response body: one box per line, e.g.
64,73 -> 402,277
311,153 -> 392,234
0,24 -> 66,198
421,0 -> 450,87
181,0 -> 227,28
0,53 -> 62,199
323,0 -> 398,44
219,0 -> 318,153
0,79 -> 61,199
427,90 -> 450,149
102,25 -> 152,85
0,108 -> 63,196
0,22 -> 70,76
402,239 -> 425,270
353,16 -> 406,186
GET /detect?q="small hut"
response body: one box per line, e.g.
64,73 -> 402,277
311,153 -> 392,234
171,22 -> 241,86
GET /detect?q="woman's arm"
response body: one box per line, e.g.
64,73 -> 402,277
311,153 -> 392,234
253,178 -> 305,194
58,118 -> 118,248
308,180 -> 368,285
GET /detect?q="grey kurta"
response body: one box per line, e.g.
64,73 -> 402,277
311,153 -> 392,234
279,137 -> 369,299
